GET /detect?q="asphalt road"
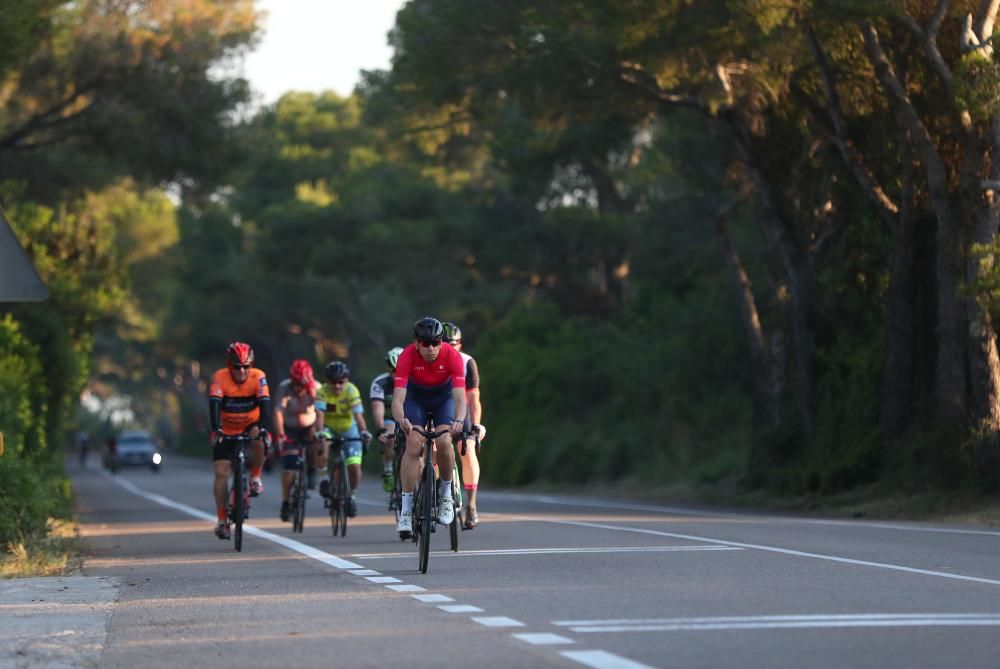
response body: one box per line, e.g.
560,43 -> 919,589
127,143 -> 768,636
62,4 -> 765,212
68,455 -> 1000,668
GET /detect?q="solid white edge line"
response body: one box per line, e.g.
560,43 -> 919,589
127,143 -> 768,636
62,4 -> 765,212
111,475 -> 361,569
560,649 -> 657,669
491,492 -> 1000,538
570,619 -> 1000,633
538,518 -> 1000,587
555,613 -> 1000,626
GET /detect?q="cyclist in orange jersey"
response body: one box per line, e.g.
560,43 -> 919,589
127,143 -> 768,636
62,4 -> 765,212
208,341 -> 272,540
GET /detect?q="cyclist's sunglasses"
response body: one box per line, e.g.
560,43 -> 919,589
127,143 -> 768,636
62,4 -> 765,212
232,363 -> 251,370
418,338 -> 442,348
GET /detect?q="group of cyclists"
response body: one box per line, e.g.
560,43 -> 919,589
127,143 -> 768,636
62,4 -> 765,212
207,316 -> 485,541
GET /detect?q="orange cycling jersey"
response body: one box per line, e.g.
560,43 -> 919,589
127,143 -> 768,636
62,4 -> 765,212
209,367 -> 270,435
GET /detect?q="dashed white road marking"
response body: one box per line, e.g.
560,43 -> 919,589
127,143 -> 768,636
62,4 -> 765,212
512,633 -> 575,645
471,616 -> 526,627
439,604 -> 484,613
365,576 -> 401,584
411,594 -> 454,603
386,584 -> 425,593
556,613 -> 1000,633
348,569 -> 380,576
560,649 -> 657,669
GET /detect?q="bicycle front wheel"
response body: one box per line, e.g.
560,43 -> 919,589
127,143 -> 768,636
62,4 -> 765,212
292,471 -> 306,533
417,460 -> 434,573
338,469 -> 349,536
233,465 -> 245,552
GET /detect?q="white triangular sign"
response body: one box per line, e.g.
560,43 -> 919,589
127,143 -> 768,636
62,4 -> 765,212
0,209 -> 49,302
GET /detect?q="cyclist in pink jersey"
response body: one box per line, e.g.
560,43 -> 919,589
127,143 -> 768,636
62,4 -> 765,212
391,316 -> 467,535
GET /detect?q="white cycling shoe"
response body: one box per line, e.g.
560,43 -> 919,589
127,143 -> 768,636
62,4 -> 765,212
437,497 -> 455,525
396,511 -> 413,534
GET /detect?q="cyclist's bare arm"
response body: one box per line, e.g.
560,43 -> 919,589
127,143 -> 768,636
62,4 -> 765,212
468,387 -> 482,425
391,387 -> 410,433
451,387 -> 467,434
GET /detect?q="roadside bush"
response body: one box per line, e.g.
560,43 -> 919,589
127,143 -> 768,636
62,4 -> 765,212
0,455 -> 71,546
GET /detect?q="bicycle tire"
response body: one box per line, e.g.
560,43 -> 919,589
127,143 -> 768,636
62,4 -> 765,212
329,461 -> 340,536
417,455 -> 434,573
293,469 -> 305,533
450,468 -> 461,551
339,466 -> 350,536
233,459 -> 245,552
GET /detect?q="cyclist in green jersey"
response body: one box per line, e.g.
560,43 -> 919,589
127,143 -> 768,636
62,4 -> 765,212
315,361 -> 371,517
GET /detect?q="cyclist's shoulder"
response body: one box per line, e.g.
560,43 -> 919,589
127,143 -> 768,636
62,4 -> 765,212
346,382 -> 362,398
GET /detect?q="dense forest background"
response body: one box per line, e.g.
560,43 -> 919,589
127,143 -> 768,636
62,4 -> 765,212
6,1 -> 1000,547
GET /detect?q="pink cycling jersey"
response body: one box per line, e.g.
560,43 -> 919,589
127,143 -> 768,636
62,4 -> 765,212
394,342 -> 466,389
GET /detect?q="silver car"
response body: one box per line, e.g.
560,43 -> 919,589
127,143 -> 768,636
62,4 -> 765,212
107,430 -> 163,473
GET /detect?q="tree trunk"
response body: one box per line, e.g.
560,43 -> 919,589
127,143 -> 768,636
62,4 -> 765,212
861,20 -> 967,424
713,200 -> 781,438
881,146 -> 918,444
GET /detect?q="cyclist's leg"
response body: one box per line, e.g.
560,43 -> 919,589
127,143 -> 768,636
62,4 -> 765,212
213,446 -> 234,524
381,419 -> 397,491
280,444 -> 298,521
459,414 -> 481,524
339,425 -> 362,517
430,395 -> 457,524
396,393 -> 427,532
317,436 -> 332,497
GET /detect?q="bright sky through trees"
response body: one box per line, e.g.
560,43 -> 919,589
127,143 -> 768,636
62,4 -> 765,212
244,0 -> 405,104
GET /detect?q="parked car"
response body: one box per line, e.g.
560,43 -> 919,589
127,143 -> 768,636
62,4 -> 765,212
105,430 -> 163,473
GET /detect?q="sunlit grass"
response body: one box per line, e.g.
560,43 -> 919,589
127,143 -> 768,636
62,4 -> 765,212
0,519 -> 85,578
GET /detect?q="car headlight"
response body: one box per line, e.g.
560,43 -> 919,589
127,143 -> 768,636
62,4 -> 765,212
152,452 -> 162,465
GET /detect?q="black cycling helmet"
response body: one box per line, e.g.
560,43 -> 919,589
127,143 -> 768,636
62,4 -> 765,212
413,316 -> 444,341
325,360 -> 349,381
442,322 -> 462,345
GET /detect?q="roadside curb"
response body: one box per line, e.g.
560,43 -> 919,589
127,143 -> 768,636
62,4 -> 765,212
0,575 -> 120,668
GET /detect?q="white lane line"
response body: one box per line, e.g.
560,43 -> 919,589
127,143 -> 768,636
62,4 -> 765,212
411,594 -> 454,603
112,476 -> 363,569
386,584 -> 425,593
556,613 -> 1000,632
471,616 -> 526,627
512,633 -> 575,645
560,650 -> 657,669
366,576 -> 401,584
537,518 -> 1000,587
350,545 -> 740,559
439,604 -> 484,613
493,492 -> 1000,538
348,569 -> 381,576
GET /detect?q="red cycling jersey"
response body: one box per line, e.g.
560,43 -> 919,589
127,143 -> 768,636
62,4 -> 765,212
394,342 -> 466,389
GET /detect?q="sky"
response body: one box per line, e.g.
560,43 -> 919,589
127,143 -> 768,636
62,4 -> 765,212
243,0 -> 406,105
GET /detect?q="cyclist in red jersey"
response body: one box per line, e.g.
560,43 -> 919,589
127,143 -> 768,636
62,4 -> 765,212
208,342 -> 272,540
391,316 -> 467,535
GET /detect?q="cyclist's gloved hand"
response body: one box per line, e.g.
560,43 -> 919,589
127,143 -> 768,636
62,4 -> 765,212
361,430 -> 372,446
474,424 -> 486,441
210,430 -> 220,446
450,419 -> 464,436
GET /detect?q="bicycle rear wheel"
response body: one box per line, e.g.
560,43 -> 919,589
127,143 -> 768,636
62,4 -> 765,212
233,462 -> 245,552
449,470 -> 461,551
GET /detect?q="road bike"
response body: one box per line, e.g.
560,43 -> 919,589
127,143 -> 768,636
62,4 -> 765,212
218,432 -> 260,552
322,432 -> 367,537
410,421 -> 467,573
287,436 -> 314,533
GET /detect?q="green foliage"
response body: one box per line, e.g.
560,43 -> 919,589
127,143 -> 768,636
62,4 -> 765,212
0,317 -> 45,455
954,55 -> 1000,121
0,455 -> 72,546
